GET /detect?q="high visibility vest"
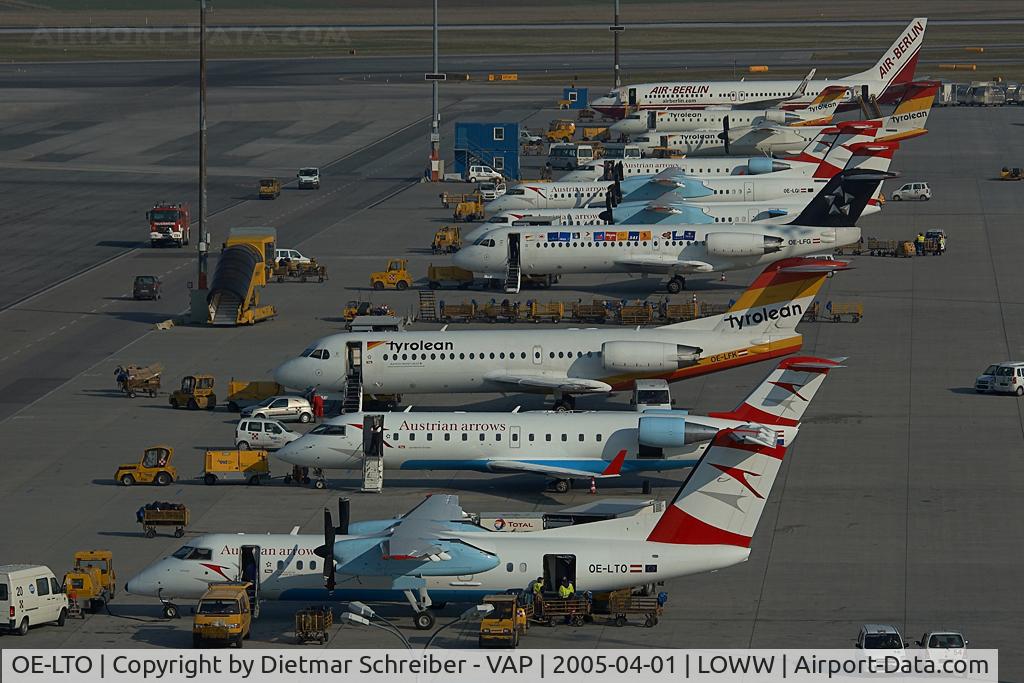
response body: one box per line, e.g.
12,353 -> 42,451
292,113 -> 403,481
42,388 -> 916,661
558,584 -> 574,598
532,582 -> 543,594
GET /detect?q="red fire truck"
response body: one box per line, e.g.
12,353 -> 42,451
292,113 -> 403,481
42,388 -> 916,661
147,202 -> 191,248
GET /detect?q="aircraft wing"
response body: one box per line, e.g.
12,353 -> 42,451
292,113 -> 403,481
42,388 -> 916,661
486,449 -> 629,479
613,254 -> 715,273
384,494 -> 465,559
731,68 -> 815,110
483,371 -> 612,393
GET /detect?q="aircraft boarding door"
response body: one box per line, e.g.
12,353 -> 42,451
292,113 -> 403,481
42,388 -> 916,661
743,181 -> 754,202
505,233 -> 522,293
729,91 -> 737,103
239,545 -> 261,618
542,554 -> 576,594
748,208 -> 761,223
647,111 -> 657,129
532,345 -> 543,365
361,414 -> 385,493
627,88 -> 637,107
510,425 -> 521,449
343,342 -> 364,413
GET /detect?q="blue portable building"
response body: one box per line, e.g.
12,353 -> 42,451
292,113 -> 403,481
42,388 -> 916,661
453,122 -> 520,179
562,87 -> 589,109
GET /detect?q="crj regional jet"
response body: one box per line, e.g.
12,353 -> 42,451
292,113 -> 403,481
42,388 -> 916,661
591,18 -> 927,117
127,380 -> 834,627
274,257 -> 848,411
275,357 -> 841,491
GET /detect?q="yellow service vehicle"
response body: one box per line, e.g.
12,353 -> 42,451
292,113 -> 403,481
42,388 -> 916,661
427,264 -> 474,289
193,582 -> 252,648
581,126 -> 610,141
258,178 -> 281,199
370,258 -> 412,290
114,446 -> 177,486
225,379 -> 282,412
453,195 -> 484,222
546,119 -> 576,142
1000,166 -> 1022,180
479,594 -> 530,648
64,550 -> 116,615
432,225 -> 462,253
203,449 -> 270,485
169,374 -> 217,410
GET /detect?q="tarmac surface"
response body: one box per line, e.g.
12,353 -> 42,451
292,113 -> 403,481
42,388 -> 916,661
0,57 -> 1022,674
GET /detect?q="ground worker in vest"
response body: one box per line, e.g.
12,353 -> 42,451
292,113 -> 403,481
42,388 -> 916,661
558,576 -> 575,599
915,232 -> 925,255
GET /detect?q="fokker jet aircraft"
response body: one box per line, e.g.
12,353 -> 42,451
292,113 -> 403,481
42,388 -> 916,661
275,357 -> 841,491
274,257 -> 848,411
591,18 -> 927,117
128,395 -> 824,628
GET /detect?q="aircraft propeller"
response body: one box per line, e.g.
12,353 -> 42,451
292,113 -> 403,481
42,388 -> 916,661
315,507 -> 337,591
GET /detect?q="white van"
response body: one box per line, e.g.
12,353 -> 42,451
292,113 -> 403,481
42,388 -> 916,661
546,143 -> 594,170
478,180 -> 506,201
465,165 -> 502,183
890,182 -> 931,201
1,565 -> 69,635
235,418 -> 301,450
977,361 -> 1024,395
274,248 -> 311,264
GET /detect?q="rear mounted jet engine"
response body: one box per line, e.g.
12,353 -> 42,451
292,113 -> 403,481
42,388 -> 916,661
638,415 -> 720,448
746,158 -> 790,175
601,341 -> 701,372
706,232 -> 784,257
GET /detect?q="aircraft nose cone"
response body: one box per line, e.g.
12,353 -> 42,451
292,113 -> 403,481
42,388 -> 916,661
275,440 -> 307,466
274,358 -> 310,391
125,566 -> 158,596
452,248 -> 474,270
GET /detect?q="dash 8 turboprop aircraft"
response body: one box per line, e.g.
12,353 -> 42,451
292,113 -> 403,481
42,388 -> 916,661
275,357 -> 841,491
274,257 -> 848,411
127,402 -> 821,627
591,17 -> 927,117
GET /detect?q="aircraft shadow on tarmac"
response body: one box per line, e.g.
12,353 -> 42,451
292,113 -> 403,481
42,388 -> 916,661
948,387 -> 996,395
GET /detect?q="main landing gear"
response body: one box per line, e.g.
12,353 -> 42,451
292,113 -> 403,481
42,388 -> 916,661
404,587 -> 436,630
552,393 -> 576,412
666,276 -> 686,294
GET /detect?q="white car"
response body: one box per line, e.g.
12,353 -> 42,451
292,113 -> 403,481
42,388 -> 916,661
465,164 -> 502,183
235,418 -> 301,450
240,396 -> 314,423
297,167 -> 320,189
976,361 -> 1024,395
917,631 -> 967,663
890,182 -> 931,201
478,181 -> 506,201
274,248 -> 311,265
519,129 -> 543,144
857,624 -> 907,661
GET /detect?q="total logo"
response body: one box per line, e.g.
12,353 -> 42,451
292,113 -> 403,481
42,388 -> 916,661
492,518 -> 537,531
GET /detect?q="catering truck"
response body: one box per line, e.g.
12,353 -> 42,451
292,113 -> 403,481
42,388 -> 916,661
147,202 -> 191,247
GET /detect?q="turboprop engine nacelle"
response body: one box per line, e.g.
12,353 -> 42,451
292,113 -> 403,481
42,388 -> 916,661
638,415 -> 721,448
706,232 -> 785,257
602,341 -> 701,372
747,157 -> 790,175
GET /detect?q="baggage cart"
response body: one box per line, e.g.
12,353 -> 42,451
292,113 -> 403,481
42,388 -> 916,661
802,302 -> 863,323
439,301 -> 476,323
619,304 -> 654,325
140,506 -> 189,538
866,238 -> 900,257
479,300 -> 518,322
294,606 -> 333,644
521,301 -> 564,323
571,300 -> 612,324
602,589 -> 664,628
203,449 -> 270,485
534,596 -> 591,627
272,260 -> 327,283
116,363 -> 162,398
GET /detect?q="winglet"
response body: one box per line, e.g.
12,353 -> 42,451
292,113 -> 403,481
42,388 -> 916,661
601,449 -> 628,476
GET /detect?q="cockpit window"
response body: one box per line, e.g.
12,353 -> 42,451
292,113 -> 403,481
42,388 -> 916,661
472,236 -> 497,247
308,348 -> 330,360
506,189 -> 525,196
171,546 -> 212,561
301,346 -> 316,357
310,424 -> 347,436
487,216 -> 510,223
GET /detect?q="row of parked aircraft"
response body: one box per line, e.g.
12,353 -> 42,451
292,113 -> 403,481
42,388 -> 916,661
128,19 -> 931,628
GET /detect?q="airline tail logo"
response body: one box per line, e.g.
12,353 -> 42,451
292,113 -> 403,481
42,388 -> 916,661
879,19 -> 925,81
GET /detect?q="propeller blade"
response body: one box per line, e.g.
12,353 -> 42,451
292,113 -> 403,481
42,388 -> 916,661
337,497 -> 350,535
603,160 -> 613,181
723,116 -> 730,155
317,507 -> 336,591
616,161 -> 624,182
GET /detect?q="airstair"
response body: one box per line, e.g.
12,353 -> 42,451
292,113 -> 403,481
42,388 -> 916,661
342,372 -> 363,414
360,414 -> 385,493
210,291 -> 242,326
504,262 -> 521,293
418,290 -> 438,321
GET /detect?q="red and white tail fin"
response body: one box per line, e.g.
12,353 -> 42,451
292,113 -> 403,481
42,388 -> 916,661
647,428 -> 788,547
847,17 -> 928,100
875,80 -> 939,142
708,356 -> 844,427
784,121 -> 880,178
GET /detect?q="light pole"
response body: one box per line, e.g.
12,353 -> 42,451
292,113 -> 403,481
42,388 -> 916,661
340,612 -> 412,649
424,604 -> 494,649
197,0 -> 209,290
425,0 -> 444,181
612,0 -> 622,89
